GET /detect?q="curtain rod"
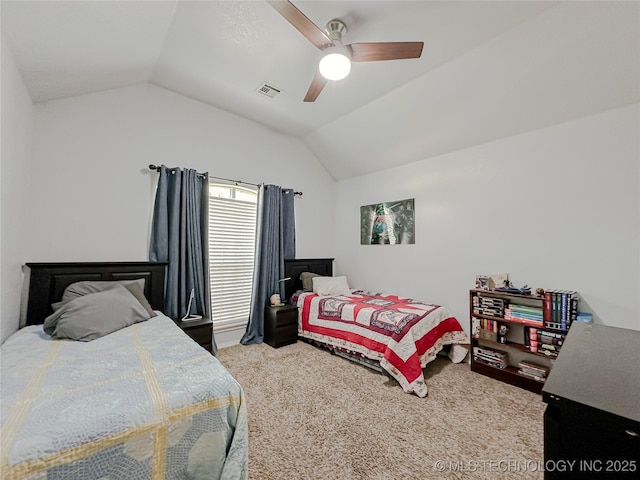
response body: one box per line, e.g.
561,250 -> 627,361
148,164 -> 302,196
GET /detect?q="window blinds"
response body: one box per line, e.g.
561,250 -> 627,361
208,193 -> 257,328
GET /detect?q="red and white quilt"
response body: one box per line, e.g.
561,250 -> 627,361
296,290 -> 469,397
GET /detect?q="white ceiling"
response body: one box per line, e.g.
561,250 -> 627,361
2,1 -> 639,180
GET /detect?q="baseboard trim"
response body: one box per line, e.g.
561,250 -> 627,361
215,326 -> 245,349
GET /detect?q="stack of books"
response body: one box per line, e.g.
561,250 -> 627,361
526,327 -> 566,357
473,295 -> 506,317
543,290 -> 579,331
473,346 -> 508,369
503,303 -> 544,325
517,361 -> 549,382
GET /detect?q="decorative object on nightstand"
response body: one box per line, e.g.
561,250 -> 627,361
270,277 -> 291,306
264,304 -> 298,348
181,288 -> 203,321
175,317 -> 213,354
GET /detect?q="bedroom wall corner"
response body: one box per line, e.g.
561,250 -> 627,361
27,83 -> 335,268
332,104 -> 640,333
1,36 -> 34,344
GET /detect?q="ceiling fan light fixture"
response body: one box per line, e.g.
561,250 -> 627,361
267,1 -> 423,101
319,52 -> 351,80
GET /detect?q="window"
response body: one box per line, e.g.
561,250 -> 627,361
208,183 -> 257,331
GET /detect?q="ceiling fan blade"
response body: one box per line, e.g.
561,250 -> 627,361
303,70 -> 328,102
349,42 -> 424,62
266,1 -> 332,50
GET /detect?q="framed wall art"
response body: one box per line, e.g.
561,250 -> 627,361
360,198 -> 415,245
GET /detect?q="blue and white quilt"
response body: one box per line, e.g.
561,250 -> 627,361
1,313 -> 248,480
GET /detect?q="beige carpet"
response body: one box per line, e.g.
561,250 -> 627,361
217,341 -> 545,480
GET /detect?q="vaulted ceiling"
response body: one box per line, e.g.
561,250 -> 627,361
2,1 -> 638,180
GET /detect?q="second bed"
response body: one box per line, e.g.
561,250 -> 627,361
284,259 -> 469,398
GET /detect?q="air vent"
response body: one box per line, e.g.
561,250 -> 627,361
255,82 -> 282,99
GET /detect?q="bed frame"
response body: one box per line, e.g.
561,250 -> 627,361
283,258 -> 334,301
24,262 -> 167,326
283,258 -> 389,375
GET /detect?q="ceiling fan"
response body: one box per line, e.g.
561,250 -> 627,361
267,0 -> 424,102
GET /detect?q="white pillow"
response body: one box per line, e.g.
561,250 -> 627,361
312,276 -> 350,296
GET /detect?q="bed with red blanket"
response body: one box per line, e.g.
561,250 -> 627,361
284,259 -> 469,398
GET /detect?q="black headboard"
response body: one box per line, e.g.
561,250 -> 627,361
24,262 -> 167,326
283,258 -> 334,301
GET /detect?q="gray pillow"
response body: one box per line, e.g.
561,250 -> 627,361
56,279 -> 155,317
43,285 -> 150,341
300,272 -> 321,292
60,279 -> 145,303
123,282 -> 156,318
51,301 -> 65,312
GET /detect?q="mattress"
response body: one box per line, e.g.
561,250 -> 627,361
0,313 -> 248,480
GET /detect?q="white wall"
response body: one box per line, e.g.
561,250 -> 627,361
29,84 -> 335,262
1,35 -> 34,343
9,61 -> 640,344
333,104 -> 640,332
28,84 -> 335,347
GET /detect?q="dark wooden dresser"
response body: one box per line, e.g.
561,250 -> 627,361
264,304 -> 298,348
542,322 -> 640,479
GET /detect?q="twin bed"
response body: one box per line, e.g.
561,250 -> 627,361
284,259 -> 469,398
1,262 -> 247,480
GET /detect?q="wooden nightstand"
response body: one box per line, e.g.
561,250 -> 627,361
175,317 -> 213,354
264,304 -> 298,348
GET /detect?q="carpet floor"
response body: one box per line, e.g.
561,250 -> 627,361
216,341 -> 545,480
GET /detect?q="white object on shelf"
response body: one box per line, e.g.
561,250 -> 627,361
181,288 -> 203,321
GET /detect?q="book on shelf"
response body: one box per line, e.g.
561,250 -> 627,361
518,363 -> 547,373
473,346 -> 508,368
518,360 -> 549,374
543,289 -> 579,331
527,342 -> 561,356
478,319 -> 499,332
504,307 -> 543,321
543,290 -> 553,325
525,326 -> 566,356
528,327 -> 565,339
474,357 -> 508,369
544,321 -> 565,331
503,313 -> 543,326
525,327 -> 566,346
570,297 -> 578,324
533,335 -> 563,346
474,295 -> 506,317
477,296 -> 506,306
517,370 -> 547,382
509,304 -> 544,316
536,346 -> 559,357
474,346 -> 507,358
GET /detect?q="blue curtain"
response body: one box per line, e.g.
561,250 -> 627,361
149,165 -> 217,354
241,185 -> 296,345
